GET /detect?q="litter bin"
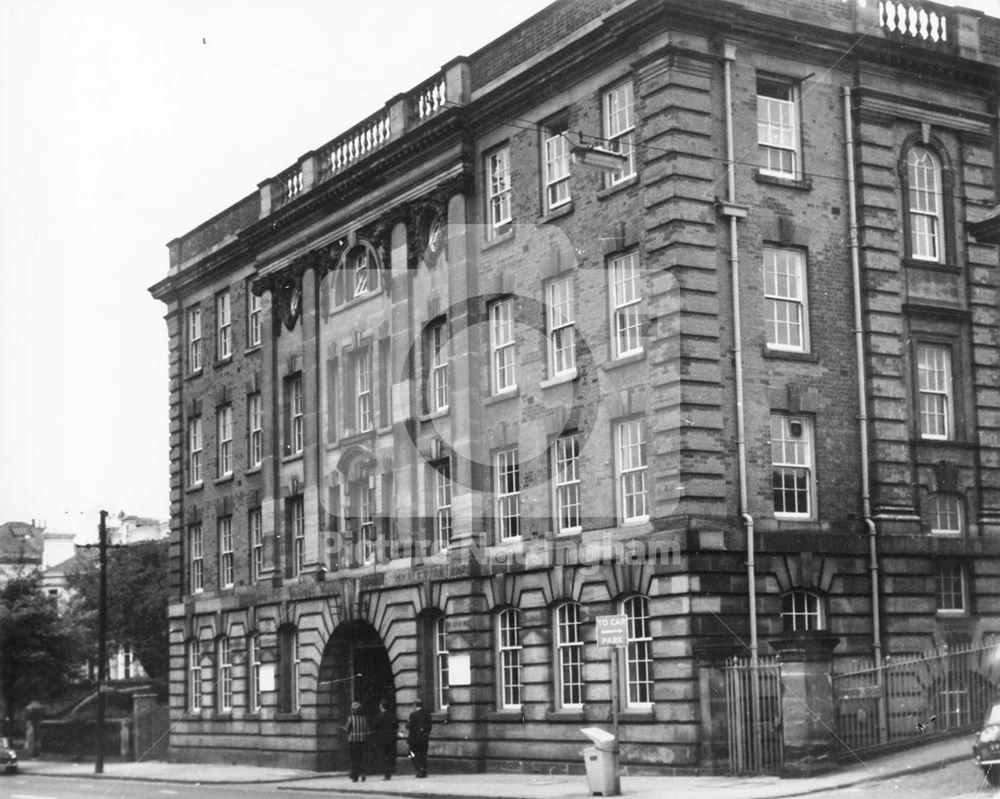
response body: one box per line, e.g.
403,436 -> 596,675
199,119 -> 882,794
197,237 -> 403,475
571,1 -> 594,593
580,727 -> 620,796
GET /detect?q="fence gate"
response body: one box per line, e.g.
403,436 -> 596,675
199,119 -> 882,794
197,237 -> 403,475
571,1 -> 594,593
725,656 -> 783,775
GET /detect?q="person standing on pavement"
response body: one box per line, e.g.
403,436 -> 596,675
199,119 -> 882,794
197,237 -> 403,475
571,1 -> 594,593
344,701 -> 370,782
372,699 -> 398,780
406,698 -> 433,778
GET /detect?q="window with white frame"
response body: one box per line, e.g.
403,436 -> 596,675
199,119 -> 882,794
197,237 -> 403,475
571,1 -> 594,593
927,494 -> 962,535
771,415 -> 814,518
217,405 -> 233,477
543,124 -> 571,211
428,321 -> 450,413
293,632 -> 302,712
358,480 -> 376,565
556,602 -> 583,708
434,462 -> 453,551
356,349 -> 373,433
188,639 -> 202,710
217,291 -> 232,360
917,344 -> 952,440
250,508 -> 263,581
603,80 -> 636,185
278,625 -> 301,713
288,374 -> 304,454
189,524 -> 203,593
290,496 -> 305,576
616,420 -> 648,522
247,289 -> 262,348
490,299 -> 516,393
248,633 -> 262,712
757,76 -> 799,178
764,247 -> 808,352
219,517 -> 234,588
622,595 -> 653,707
497,608 -> 522,708
487,146 -> 512,239
781,590 -> 824,631
610,252 -> 642,358
217,636 -> 233,711
248,393 -> 263,468
352,247 -> 372,298
495,448 -> 521,540
332,245 -> 381,307
907,147 -> 944,261
188,306 -> 202,373
188,417 -> 203,486
547,277 -> 575,377
554,434 -> 581,533
435,616 -> 450,711
936,563 -> 967,614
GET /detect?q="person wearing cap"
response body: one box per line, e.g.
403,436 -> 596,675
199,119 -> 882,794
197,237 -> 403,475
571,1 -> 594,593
344,701 -> 370,782
405,698 -> 433,778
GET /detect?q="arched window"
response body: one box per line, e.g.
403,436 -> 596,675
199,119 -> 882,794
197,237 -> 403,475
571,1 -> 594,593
332,242 -> 382,307
496,608 -> 522,709
926,494 -> 962,535
907,147 -> 944,261
781,590 -> 824,632
554,602 -> 583,708
621,596 -> 652,707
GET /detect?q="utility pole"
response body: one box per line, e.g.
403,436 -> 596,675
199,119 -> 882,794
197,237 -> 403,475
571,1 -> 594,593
95,510 -> 108,774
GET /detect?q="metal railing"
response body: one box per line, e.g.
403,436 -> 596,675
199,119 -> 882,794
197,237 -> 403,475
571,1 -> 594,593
834,643 -> 1000,756
725,656 -> 784,775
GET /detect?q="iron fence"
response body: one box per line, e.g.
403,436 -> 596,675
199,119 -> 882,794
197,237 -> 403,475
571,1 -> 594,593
725,655 -> 783,775
833,642 -> 1000,756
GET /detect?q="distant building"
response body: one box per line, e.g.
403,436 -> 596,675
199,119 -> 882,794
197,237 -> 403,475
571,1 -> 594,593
108,512 -> 170,547
39,513 -> 169,678
0,521 -> 44,581
150,0 -> 1000,774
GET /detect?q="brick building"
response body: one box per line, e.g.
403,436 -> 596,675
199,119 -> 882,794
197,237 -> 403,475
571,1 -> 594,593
149,0 -> 1000,773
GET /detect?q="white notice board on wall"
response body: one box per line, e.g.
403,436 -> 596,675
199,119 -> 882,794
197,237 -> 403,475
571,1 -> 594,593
449,654 -> 471,686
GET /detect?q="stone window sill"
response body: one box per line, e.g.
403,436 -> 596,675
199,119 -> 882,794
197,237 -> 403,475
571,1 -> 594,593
601,351 -> 646,371
540,369 -> 577,389
753,169 -> 813,191
482,229 -> 515,252
537,203 -> 574,225
485,388 -> 519,406
597,175 -> 639,200
762,348 -> 819,363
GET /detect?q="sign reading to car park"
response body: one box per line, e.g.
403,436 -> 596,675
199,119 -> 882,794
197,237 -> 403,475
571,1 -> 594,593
596,615 -> 628,648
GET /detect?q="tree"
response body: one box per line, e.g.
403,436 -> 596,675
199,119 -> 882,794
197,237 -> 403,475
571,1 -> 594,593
0,573 -> 81,727
66,539 -> 170,682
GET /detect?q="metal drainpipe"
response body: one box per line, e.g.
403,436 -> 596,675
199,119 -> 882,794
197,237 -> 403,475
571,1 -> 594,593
722,45 -> 757,666
843,85 -> 887,742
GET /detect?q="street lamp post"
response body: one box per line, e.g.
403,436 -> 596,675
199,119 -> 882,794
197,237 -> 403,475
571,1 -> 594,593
95,510 -> 108,774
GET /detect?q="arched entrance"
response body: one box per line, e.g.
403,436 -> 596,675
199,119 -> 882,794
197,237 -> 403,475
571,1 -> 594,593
317,620 -> 396,771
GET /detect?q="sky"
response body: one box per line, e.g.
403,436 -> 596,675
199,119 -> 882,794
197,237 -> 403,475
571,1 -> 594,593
0,0 -> 997,543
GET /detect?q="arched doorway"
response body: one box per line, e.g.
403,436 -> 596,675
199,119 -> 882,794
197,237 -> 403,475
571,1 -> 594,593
317,620 -> 396,771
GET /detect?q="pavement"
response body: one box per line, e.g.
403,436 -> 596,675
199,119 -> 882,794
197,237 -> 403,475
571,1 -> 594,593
11,734 -> 975,799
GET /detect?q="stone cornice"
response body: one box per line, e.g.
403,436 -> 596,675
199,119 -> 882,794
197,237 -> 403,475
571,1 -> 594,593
855,88 -> 994,137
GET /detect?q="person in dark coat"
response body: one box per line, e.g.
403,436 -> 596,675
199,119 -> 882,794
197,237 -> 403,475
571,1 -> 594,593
344,701 -> 369,782
406,698 -> 433,778
372,699 -> 398,780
